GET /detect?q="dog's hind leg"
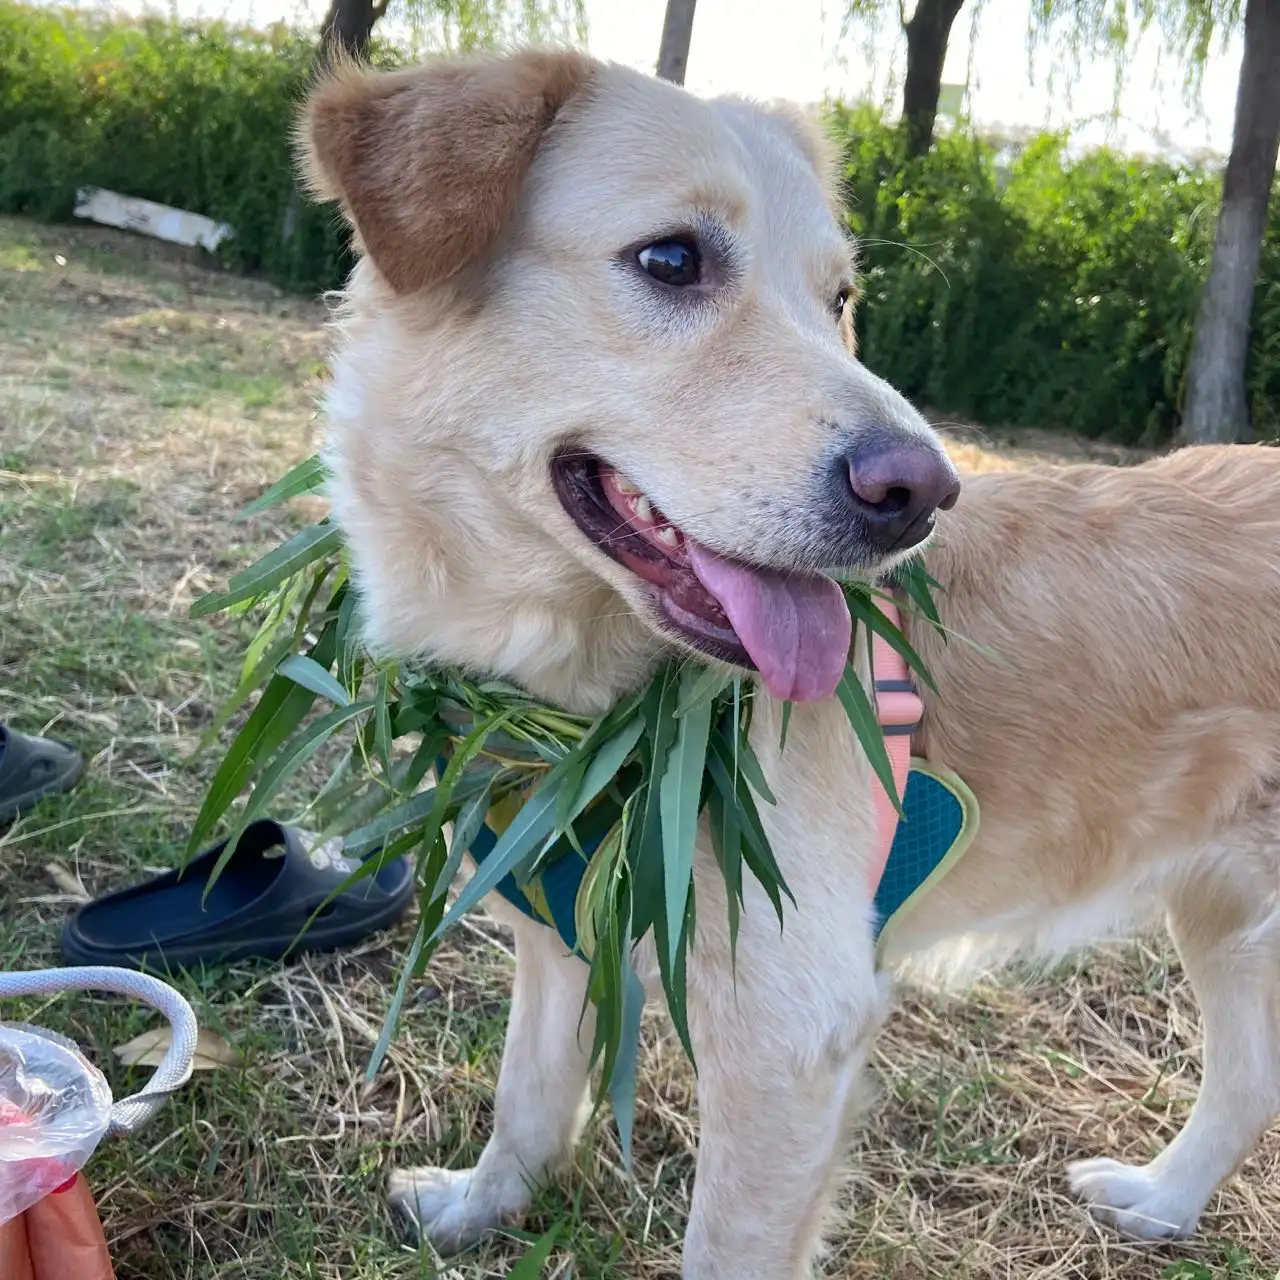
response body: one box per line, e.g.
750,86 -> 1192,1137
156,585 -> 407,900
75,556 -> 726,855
388,906 -> 595,1252
1069,856 -> 1280,1240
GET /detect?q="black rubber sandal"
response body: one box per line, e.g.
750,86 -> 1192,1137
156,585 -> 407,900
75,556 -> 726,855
0,723 -> 84,825
60,819 -> 416,970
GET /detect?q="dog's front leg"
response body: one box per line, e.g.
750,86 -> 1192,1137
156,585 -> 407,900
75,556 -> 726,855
389,905 -> 594,1251
679,855 -> 887,1279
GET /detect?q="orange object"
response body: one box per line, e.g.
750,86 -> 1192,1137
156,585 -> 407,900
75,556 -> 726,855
0,1173 -> 114,1279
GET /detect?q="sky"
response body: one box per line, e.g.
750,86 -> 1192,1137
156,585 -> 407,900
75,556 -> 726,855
57,0 -> 1242,158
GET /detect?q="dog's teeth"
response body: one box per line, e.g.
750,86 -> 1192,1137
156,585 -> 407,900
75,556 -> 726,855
654,526 -> 679,548
633,495 -> 653,523
614,476 -> 641,494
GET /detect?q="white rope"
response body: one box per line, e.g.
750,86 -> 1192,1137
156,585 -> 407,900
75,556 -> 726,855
0,967 -> 198,1136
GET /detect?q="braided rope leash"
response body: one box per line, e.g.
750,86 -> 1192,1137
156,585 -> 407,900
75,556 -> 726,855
0,967 -> 198,1136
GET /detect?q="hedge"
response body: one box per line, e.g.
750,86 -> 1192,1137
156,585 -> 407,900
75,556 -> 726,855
2,1 -> 1276,441
0,1 -> 370,291
833,104 -> 1280,442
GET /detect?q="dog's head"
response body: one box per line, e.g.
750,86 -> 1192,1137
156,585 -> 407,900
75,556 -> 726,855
304,51 -> 958,711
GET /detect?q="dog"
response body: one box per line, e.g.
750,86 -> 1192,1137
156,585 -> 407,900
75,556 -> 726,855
300,49 -> 1280,1278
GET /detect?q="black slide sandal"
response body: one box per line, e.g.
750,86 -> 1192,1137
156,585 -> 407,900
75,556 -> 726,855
60,819 -> 416,970
0,723 -> 84,824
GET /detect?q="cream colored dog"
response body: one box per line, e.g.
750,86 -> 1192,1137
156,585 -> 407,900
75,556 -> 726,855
302,49 -> 1280,1278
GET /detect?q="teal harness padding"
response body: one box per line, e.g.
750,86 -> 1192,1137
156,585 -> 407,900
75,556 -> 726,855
871,763 -> 976,942
468,813 -> 586,950
466,759 -> 975,954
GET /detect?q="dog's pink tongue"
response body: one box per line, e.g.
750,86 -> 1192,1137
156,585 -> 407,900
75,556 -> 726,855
686,541 -> 851,702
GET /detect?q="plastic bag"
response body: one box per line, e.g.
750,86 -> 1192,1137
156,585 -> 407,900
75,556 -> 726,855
0,1024 -> 113,1226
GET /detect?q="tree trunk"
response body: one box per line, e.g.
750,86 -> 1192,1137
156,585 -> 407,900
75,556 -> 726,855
1182,0 -> 1280,443
319,0 -> 386,59
287,0 -> 387,250
901,0 -> 967,158
656,0 -> 697,85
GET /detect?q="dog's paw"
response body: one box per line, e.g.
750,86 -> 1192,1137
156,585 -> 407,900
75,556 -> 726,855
1067,1157 -> 1201,1241
388,1165 -> 514,1252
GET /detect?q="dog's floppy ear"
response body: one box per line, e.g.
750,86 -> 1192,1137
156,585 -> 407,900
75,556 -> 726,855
301,50 -> 596,294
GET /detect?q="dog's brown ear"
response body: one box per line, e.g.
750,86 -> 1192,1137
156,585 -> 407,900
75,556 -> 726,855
301,50 -> 596,294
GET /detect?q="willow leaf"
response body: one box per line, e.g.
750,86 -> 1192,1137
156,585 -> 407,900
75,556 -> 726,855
706,731 -> 794,920
732,677 -> 743,775
409,710 -> 511,881
608,965 -> 645,1175
313,740 -> 449,841
278,653 -> 352,706
428,777 -> 562,943
629,669 -> 680,939
894,560 -> 945,633
844,590 -> 938,694
197,630 -> 299,752
343,786 -> 439,854
236,452 -> 327,519
191,522 -> 343,618
238,570 -> 308,685
553,716 -> 645,841
675,664 -> 732,717
627,784 -> 695,1064
835,662 -> 903,817
367,921 -> 426,1079
203,699 -> 375,897
585,832 -> 629,1110
658,666 -> 714,975
414,828 -> 453,968
336,584 -> 361,689
665,890 -> 696,1070
187,671 -> 320,856
733,734 -> 776,806
403,728 -> 448,794
552,751 -> 592,843
374,669 -> 394,779
240,700 -> 375,827
707,786 -> 742,965
440,773 -> 497,896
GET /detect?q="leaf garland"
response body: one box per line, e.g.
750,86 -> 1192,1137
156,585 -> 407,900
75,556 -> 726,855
191,454 -> 945,1165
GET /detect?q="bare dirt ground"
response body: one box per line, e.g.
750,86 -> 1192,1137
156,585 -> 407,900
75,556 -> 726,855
1,215 -> 1274,1279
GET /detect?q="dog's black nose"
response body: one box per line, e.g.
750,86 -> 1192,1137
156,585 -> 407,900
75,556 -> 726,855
846,444 -> 961,551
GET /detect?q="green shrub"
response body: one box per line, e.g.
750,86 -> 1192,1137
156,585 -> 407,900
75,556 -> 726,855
1,3 -> 1274,440
0,1 -> 371,291
832,105 -> 1277,443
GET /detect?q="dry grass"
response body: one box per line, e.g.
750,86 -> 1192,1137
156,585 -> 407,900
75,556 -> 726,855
0,215 -> 1274,1280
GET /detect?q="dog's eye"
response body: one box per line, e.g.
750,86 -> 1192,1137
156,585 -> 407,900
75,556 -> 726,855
637,240 -> 701,287
833,287 -> 851,319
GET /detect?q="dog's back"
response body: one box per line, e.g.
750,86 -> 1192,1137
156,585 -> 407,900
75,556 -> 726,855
891,444 -> 1280,959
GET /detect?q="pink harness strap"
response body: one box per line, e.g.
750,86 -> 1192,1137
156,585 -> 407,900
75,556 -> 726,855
868,599 -> 922,894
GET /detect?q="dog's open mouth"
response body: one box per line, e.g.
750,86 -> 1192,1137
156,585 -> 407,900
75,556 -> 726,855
551,454 -> 852,702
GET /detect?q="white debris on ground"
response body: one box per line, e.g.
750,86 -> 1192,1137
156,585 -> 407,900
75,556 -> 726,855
73,188 -> 232,253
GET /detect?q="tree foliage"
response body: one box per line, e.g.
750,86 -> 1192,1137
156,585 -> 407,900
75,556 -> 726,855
842,0 -> 1241,154
1026,0 -> 1241,93
397,0 -> 586,56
